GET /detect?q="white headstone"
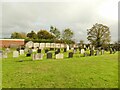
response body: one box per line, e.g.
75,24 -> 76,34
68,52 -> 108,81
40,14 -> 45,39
56,53 -> 64,59
13,51 -> 19,58
0,51 -> 3,58
81,49 -> 85,54
25,41 -> 34,48
20,50 -> 24,55
66,45 -> 69,51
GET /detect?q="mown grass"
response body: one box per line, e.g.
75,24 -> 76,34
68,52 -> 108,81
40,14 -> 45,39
2,50 -> 118,88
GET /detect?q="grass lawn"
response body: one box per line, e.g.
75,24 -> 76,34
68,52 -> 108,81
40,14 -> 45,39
1,51 -> 118,88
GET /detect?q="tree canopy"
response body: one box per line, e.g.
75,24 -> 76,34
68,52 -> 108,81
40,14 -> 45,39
87,23 -> 111,48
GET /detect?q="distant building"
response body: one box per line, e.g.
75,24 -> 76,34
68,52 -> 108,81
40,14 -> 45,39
0,39 -> 25,48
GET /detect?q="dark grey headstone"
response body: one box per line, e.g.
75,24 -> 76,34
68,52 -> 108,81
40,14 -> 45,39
68,52 -> 73,58
47,52 -> 52,59
64,48 -> 67,52
37,49 -> 41,53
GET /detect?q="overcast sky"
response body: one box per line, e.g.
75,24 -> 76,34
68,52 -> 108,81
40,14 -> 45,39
1,0 -> 119,43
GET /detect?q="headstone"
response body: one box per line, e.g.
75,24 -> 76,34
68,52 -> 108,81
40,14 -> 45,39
68,52 -> 73,58
101,49 -> 104,55
56,53 -> 64,59
45,49 -> 49,53
25,41 -> 34,48
20,50 -> 24,55
84,52 -> 87,57
66,45 -> 69,51
6,48 -> 10,53
3,52 -> 8,58
81,49 -> 85,54
13,51 -> 19,58
47,52 -> 52,59
32,53 -> 44,60
37,49 -> 41,53
26,53 -> 31,57
95,50 -> 99,56
90,50 -> 94,56
64,48 -> 67,52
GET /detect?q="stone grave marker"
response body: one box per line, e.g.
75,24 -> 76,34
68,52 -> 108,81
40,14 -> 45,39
37,49 -> 41,53
95,50 -> 99,56
47,52 -> 52,59
64,48 -> 67,52
66,45 -> 69,51
68,52 -> 73,58
56,53 -> 64,59
25,41 -> 34,48
13,51 -> 19,58
101,49 -> 104,55
81,49 -> 85,54
3,52 -> 8,58
45,49 -> 49,53
90,50 -> 94,56
33,53 -> 44,60
20,50 -> 24,55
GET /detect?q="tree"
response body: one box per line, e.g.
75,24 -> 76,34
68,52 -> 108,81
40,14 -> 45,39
87,23 -> 111,48
62,28 -> 74,40
50,26 -> 61,40
37,30 -> 55,39
27,31 -> 37,39
11,32 -> 27,39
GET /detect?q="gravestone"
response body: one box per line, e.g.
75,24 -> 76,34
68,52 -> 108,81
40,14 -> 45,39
68,52 -> 73,58
3,52 -> 8,58
61,44 -> 65,48
57,49 -> 60,53
84,52 -> 87,57
81,49 -> 85,54
37,49 -> 41,53
64,48 -> 67,52
66,45 -> 69,51
90,50 -> 94,56
13,51 -> 19,58
56,53 -> 64,59
101,49 -> 104,55
20,50 -> 24,55
47,52 -> 52,59
110,48 -> 113,54
45,49 -> 49,53
25,41 -> 34,48
95,50 -> 99,56
26,53 -> 31,57
6,48 -> 10,53
32,53 -> 44,60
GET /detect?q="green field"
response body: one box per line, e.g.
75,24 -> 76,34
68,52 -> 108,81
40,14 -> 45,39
2,51 -> 118,88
